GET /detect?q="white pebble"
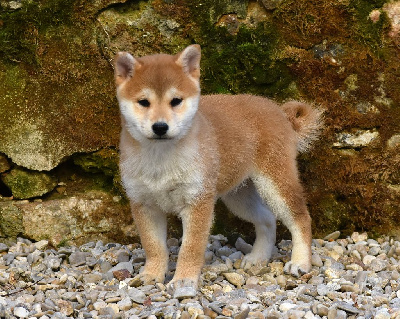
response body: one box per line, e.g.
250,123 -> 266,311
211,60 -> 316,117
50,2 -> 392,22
363,255 -> 376,265
279,302 -> 297,312
14,307 -> 29,318
93,300 -> 107,311
375,308 -> 390,319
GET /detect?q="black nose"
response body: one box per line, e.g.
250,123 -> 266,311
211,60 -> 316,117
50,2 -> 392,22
152,122 -> 169,136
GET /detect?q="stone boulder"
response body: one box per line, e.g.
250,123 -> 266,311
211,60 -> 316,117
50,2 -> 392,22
0,191 -> 136,246
1,167 -> 58,199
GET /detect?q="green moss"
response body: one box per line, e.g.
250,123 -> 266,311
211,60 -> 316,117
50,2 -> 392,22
0,202 -> 23,238
56,238 -> 70,248
185,1 -> 297,99
347,0 -> 391,54
313,195 -> 354,237
1,167 -> 58,199
0,0 -> 76,65
72,148 -> 124,194
73,148 -> 119,177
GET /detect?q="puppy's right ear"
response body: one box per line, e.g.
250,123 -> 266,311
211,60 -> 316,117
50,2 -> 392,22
114,52 -> 140,86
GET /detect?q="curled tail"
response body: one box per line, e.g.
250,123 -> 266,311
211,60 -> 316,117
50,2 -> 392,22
281,101 -> 323,153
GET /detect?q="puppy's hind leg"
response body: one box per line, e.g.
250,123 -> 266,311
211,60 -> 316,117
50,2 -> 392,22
251,171 -> 312,277
221,180 -> 276,270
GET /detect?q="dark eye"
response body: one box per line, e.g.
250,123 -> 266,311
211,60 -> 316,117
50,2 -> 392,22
138,99 -> 150,107
170,98 -> 182,107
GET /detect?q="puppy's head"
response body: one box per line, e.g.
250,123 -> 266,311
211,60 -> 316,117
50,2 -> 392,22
114,45 -> 201,142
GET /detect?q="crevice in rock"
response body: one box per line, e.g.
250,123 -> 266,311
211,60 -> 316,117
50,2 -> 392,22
0,179 -> 12,197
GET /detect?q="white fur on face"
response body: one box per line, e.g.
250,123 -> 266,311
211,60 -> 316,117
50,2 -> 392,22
117,87 -> 200,142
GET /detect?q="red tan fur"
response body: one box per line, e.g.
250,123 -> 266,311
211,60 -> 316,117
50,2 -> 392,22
114,45 -> 322,298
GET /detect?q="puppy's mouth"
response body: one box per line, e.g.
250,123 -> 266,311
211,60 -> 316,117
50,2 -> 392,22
149,135 -> 173,140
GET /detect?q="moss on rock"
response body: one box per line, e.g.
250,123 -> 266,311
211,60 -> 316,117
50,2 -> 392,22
0,202 -> 23,238
0,0 -> 120,171
1,167 -> 58,199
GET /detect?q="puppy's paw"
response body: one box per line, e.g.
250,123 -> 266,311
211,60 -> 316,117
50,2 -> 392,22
283,261 -> 311,277
240,253 -> 269,270
167,278 -> 198,299
129,273 -> 163,287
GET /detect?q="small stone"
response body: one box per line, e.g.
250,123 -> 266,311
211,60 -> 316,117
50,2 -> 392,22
336,309 -> 347,319
216,246 -> 233,257
288,310 -> 306,318
167,238 -> 179,247
304,310 -> 317,319
99,306 -> 116,317
345,263 -> 363,271
13,306 -> 29,318
34,240 -> 49,250
222,272 -> 245,287
315,304 -> 329,316
43,256 -> 62,270
116,249 -> 130,263
113,269 -> 132,281
375,309 -> 390,319
69,252 -> 91,267
285,280 -> 298,290
311,254 -> 323,267
336,301 -> 360,314
297,294 -> 314,303
174,286 -> 197,299
369,258 -> 387,272
221,308 -> 232,316
269,261 -> 284,275
83,273 -> 103,284
327,307 -> 337,319
180,311 -> 191,319
368,246 -> 380,256
363,255 -> 376,265
0,243 -> 8,252
391,269 -> 400,280
234,304 -> 250,319
204,306 -> 218,318
108,261 -> 133,274
235,237 -> 252,255
276,275 -> 287,287
57,299 -> 74,316
351,232 -> 368,243
127,287 -> 146,304
324,267 -> 342,279
205,250 -> 214,263
324,231 -> 341,241
279,302 -> 297,312
340,283 -> 358,293
93,300 -> 107,311
117,296 -> 133,311
228,251 -> 243,261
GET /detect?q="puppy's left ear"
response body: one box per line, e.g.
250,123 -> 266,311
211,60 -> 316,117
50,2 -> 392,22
114,52 -> 141,86
175,44 -> 201,79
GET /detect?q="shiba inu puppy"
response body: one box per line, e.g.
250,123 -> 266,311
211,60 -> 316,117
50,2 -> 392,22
114,45 -> 322,298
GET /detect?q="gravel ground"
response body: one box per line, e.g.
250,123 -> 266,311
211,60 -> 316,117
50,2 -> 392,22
0,231 -> 400,319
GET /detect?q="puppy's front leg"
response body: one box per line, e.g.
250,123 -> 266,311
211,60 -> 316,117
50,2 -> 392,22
167,194 -> 215,298
131,203 -> 168,284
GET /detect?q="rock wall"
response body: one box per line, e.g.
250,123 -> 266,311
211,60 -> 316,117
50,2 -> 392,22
0,0 -> 399,244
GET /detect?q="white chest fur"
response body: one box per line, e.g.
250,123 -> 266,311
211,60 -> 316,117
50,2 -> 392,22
120,136 -> 205,213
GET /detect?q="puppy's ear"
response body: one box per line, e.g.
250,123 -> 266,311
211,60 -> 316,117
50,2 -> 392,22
175,44 -> 201,79
114,52 -> 141,86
